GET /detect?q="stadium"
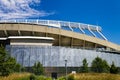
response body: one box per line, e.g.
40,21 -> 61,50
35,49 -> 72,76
0,19 -> 120,77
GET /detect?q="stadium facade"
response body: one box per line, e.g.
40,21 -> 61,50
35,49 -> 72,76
0,19 -> 120,77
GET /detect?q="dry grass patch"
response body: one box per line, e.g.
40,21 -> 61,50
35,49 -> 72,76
0,72 -> 31,80
74,73 -> 120,80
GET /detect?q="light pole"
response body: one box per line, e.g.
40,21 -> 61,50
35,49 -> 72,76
65,60 -> 67,80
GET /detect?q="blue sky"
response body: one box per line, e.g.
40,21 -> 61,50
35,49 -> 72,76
0,0 -> 120,44
40,0 -> 120,45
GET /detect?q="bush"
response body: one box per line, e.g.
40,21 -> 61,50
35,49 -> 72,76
29,74 -> 36,80
91,56 -> 110,73
36,75 -> 45,80
80,58 -> 89,73
14,63 -> 21,72
110,62 -> 119,74
21,67 -> 26,72
36,75 -> 52,80
32,62 -> 44,75
57,76 -> 65,80
57,75 -> 75,80
0,45 -> 19,76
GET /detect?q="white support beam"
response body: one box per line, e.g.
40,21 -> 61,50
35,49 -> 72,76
88,25 -> 96,37
58,21 -> 61,29
96,27 -> 108,40
78,23 -> 85,34
69,22 -> 73,31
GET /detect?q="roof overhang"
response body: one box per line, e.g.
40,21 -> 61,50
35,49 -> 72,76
8,36 -> 54,40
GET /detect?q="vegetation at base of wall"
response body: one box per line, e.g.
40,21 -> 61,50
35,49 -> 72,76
0,45 -> 23,76
29,74 -> 36,80
67,74 -> 75,80
79,57 -> 120,74
110,62 -> 119,74
0,45 -> 45,77
57,74 -> 75,80
15,74 -> 52,80
80,58 -> 89,73
57,76 -> 66,80
91,56 -> 110,73
0,73 -> 53,80
36,75 -> 52,80
1,72 -> 120,80
32,62 -> 44,75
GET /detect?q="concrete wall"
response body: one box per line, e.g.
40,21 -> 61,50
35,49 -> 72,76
6,45 -> 120,67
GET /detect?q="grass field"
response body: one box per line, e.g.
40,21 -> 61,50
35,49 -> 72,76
0,73 -> 31,80
1,73 -> 120,80
0,73 -> 52,80
74,73 -> 120,80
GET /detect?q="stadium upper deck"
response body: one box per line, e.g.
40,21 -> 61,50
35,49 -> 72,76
0,19 -> 120,51
0,19 -> 106,40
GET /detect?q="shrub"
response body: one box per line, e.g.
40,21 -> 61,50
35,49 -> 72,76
32,62 -> 44,75
29,74 -> 36,80
57,76 -> 65,80
37,75 -> 45,80
57,75 -> 75,80
21,67 -> 26,72
110,62 -> 119,74
14,63 -> 21,72
36,75 -> 52,80
91,56 -> 110,73
0,45 -> 18,76
80,58 -> 89,73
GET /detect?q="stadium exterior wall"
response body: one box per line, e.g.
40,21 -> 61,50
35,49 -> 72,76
6,45 -> 120,76
6,45 -> 120,67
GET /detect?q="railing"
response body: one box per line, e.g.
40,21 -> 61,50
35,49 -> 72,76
0,19 -> 101,30
0,19 -> 107,40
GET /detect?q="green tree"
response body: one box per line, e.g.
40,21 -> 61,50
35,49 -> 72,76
110,62 -> 119,74
14,63 -> 21,72
91,56 -> 110,73
80,58 -> 89,72
21,67 -> 26,72
32,62 -> 44,75
0,45 -> 19,76
102,60 -> 110,73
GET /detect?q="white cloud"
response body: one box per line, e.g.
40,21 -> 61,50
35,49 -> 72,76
0,0 -> 51,19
